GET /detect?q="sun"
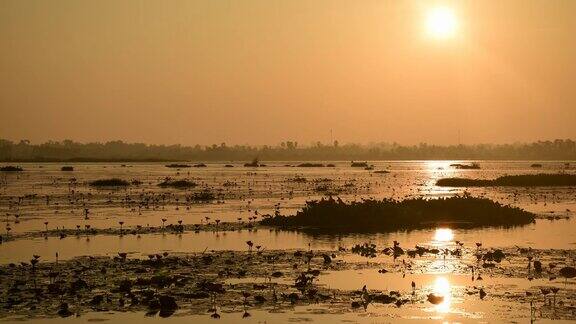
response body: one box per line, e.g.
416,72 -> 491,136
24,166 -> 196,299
425,7 -> 457,39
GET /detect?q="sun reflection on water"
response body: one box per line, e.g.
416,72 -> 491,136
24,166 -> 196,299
433,276 -> 452,313
433,228 -> 454,242
423,161 -> 458,195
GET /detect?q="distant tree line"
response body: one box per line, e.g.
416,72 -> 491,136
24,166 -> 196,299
0,139 -> 575,162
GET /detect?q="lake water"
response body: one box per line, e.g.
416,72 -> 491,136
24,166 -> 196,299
0,160 -> 575,323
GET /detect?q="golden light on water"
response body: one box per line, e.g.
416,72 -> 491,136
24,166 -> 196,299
433,277 -> 452,313
423,161 -> 456,195
425,7 -> 458,39
434,228 -> 454,242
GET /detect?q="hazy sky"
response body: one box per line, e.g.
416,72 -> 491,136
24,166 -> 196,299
1,0 -> 575,145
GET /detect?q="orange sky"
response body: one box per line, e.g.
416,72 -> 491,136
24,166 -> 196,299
1,0 -> 575,145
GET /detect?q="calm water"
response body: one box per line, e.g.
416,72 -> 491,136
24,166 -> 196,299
1,161 -> 575,263
1,161 -> 575,323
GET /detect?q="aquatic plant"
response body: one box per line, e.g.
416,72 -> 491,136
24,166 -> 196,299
351,243 -> 377,258
427,293 -> 444,305
296,163 -> 325,167
191,190 -> 216,201
158,179 -> 198,188
260,195 -> 535,232
165,163 -> 191,168
450,163 -> 481,169
0,166 -> 23,172
559,266 -> 576,282
89,178 -> 130,187
350,161 -> 368,167
244,158 -> 260,167
437,173 -> 576,187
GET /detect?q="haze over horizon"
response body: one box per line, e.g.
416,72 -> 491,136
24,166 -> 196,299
1,0 -> 575,146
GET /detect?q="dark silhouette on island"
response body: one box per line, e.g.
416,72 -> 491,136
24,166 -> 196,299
1,138 -> 575,161
436,173 -> 576,187
260,196 -> 535,232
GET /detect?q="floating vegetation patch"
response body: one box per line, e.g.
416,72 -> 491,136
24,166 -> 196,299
296,163 -> 325,167
351,243 -> 377,258
191,190 -> 216,201
450,163 -> 481,169
193,163 -> 207,167
289,176 -> 307,183
312,178 -> 332,183
350,161 -> 368,168
260,196 -> 535,232
437,173 -> 576,187
244,158 -> 262,167
89,178 -> 130,187
61,166 -> 74,171
314,184 -> 330,192
0,166 -> 23,172
165,164 -> 191,168
158,179 -> 198,188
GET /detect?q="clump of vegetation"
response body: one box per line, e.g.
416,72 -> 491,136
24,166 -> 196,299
193,163 -> 207,167
224,164 -> 234,168
373,170 -> 390,174
326,163 -> 336,167
0,166 -> 23,172
297,163 -> 325,167
314,184 -> 330,192
165,164 -> 191,168
260,195 -> 535,232
531,163 -> 543,168
351,243 -> 377,258
89,178 -> 130,187
450,163 -> 481,169
61,166 -> 74,171
191,190 -> 216,201
351,161 -> 368,168
436,173 -> 576,187
289,176 -> 307,183
158,179 -> 198,188
244,158 -> 261,167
